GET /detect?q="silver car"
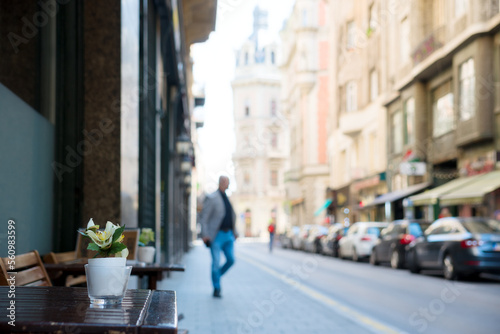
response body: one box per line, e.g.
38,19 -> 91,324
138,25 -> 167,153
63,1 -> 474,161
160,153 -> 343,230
338,222 -> 389,261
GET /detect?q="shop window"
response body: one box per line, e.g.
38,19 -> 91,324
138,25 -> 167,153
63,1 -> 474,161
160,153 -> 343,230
458,58 -> 475,121
432,81 -> 454,137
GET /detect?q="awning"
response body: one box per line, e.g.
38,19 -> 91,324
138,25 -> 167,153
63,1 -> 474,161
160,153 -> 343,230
364,182 -> 431,207
409,174 -> 483,206
314,199 -> 332,216
439,170 -> 500,206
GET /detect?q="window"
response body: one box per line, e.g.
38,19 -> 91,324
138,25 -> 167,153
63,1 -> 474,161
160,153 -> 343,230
370,70 -> 378,102
459,58 -> 475,121
347,21 -> 356,50
271,51 -> 275,65
270,99 -> 276,116
244,52 -> 249,65
369,4 -> 377,32
245,100 -> 250,117
270,133 -> 278,148
346,81 -> 357,112
400,18 -> 410,65
432,81 -> 454,137
392,110 -> 403,153
244,171 -> 251,185
455,0 -> 468,17
270,170 -> 278,186
403,97 -> 415,145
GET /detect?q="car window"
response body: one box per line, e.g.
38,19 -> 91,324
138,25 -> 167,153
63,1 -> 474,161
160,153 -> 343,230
461,219 -> 500,233
409,223 -> 426,236
366,227 -> 383,236
426,222 -> 444,235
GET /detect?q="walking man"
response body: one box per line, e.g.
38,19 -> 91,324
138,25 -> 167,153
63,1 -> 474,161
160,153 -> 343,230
200,176 -> 237,298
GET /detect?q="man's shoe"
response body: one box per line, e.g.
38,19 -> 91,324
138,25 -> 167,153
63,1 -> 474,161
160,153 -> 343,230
213,289 -> 221,298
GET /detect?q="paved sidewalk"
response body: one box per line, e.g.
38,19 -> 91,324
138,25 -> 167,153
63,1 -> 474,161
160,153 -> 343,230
157,240 -> 379,334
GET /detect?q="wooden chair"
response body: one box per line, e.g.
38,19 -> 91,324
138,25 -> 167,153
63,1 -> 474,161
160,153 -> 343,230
75,228 -> 140,260
0,259 -> 9,286
0,250 -> 52,286
43,251 -> 87,287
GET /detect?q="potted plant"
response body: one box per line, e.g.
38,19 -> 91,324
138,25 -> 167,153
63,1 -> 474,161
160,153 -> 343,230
79,218 -> 132,305
137,228 -> 155,264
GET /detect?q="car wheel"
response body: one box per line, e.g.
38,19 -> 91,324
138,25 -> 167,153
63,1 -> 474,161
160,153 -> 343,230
352,247 -> 359,262
370,249 -> 379,266
443,254 -> 459,280
390,250 -> 403,269
408,249 -> 421,274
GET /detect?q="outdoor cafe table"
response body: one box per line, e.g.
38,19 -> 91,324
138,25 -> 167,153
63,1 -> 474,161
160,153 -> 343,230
0,286 -> 177,333
44,261 -> 185,289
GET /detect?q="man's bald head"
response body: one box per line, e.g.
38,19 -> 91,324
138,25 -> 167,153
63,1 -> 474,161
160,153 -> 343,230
219,176 -> 229,192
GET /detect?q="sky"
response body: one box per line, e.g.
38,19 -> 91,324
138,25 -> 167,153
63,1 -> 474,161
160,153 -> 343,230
192,0 -> 295,194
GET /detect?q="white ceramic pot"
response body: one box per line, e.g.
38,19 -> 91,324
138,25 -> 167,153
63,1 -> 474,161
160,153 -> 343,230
85,257 -> 131,305
137,246 -> 156,264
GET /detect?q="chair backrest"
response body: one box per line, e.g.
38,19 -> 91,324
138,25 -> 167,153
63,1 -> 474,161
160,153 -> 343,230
42,251 -> 77,264
76,228 -> 140,260
0,250 -> 52,287
0,259 -> 9,286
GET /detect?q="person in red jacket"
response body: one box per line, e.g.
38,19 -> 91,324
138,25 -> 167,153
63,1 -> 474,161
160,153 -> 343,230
268,222 -> 276,252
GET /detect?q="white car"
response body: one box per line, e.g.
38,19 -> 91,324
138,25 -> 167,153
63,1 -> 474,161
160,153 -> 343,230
338,222 -> 389,261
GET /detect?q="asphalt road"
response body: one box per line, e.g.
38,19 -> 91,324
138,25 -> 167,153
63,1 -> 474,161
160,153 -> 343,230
237,240 -> 500,334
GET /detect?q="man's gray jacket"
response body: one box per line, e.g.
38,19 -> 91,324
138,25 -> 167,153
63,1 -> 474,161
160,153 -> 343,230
199,190 -> 236,241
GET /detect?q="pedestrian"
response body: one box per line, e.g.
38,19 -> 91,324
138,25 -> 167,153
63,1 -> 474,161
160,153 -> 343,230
438,207 -> 452,218
494,210 -> 500,221
200,175 -> 237,298
268,222 -> 276,252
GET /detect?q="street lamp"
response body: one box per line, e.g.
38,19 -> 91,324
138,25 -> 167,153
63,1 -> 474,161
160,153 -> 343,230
176,133 -> 191,155
180,155 -> 192,173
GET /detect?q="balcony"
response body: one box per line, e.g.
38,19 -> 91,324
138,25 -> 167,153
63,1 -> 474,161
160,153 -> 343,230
339,109 -> 368,137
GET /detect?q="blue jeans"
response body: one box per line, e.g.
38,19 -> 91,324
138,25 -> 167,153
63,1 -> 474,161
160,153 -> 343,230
210,230 -> 235,290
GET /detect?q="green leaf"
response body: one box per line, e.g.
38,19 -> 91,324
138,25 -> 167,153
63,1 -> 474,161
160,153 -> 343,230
112,225 -> 125,243
108,242 -> 127,255
87,243 -> 101,251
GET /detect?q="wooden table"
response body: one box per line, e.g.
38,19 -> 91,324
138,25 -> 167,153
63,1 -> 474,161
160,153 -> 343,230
0,286 -> 177,333
44,262 -> 185,289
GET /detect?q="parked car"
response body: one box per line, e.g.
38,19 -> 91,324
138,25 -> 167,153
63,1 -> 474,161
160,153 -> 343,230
281,226 -> 300,249
407,217 -> 500,280
338,222 -> 388,261
370,219 -> 431,269
292,224 -> 314,250
303,225 -> 329,253
320,223 -> 349,257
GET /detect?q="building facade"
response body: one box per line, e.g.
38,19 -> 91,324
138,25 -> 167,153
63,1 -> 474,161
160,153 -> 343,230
232,7 -> 289,237
0,0 -> 216,262
280,0 -> 331,228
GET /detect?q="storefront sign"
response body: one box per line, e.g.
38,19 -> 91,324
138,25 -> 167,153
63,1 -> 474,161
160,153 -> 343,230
400,162 -> 426,175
